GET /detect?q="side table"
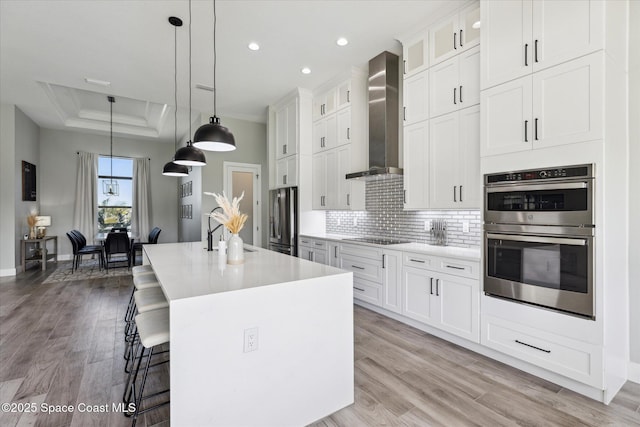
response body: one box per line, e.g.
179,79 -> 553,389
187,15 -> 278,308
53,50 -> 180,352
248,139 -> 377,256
21,235 -> 58,272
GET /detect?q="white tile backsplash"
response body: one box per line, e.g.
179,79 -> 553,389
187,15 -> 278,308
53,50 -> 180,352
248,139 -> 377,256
326,177 -> 481,248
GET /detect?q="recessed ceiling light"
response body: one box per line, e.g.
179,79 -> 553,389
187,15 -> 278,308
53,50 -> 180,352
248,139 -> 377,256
472,20 -> 481,29
301,67 -> 311,75
248,42 -> 260,51
336,37 -> 348,46
84,77 -> 111,86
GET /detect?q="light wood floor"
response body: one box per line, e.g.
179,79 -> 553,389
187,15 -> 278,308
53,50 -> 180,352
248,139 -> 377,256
1,265 -> 639,427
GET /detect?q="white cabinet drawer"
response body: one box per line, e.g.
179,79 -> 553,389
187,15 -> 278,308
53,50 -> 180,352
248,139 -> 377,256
339,243 -> 382,261
353,278 -> 382,307
435,257 -> 479,280
482,315 -> 602,388
403,253 -> 435,269
340,254 -> 382,283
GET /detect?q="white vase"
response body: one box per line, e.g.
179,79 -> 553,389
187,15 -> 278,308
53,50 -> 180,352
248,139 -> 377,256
227,233 -> 244,265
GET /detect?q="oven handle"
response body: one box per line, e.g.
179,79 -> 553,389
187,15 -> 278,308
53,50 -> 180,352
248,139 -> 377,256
487,233 -> 587,246
486,182 -> 588,193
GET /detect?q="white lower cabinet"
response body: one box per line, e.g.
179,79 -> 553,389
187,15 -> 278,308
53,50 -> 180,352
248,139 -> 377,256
482,314 -> 602,388
298,237 -> 328,264
339,243 -> 384,307
402,253 -> 480,343
382,250 -> 403,314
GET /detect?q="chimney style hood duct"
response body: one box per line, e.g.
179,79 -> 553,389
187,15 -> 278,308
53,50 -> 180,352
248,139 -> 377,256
346,51 -> 402,180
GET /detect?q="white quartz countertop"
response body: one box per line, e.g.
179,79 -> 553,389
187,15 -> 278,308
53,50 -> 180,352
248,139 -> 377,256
300,233 -> 481,261
144,242 -> 348,301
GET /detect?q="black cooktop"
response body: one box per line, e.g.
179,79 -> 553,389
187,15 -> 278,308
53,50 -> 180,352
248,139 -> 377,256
344,237 -> 410,245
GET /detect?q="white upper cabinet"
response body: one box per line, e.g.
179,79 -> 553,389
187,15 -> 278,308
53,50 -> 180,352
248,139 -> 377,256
429,2 -> 481,66
403,70 -> 429,125
275,97 -> 298,160
403,120 -> 429,210
481,0 -> 604,90
429,45 -> 480,118
311,70 -> 367,211
402,31 -> 429,78
275,155 -> 298,188
429,105 -> 480,209
481,52 -> 602,156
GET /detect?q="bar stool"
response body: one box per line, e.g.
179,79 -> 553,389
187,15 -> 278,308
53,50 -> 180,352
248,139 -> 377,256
123,308 -> 170,426
124,274 -> 161,349
124,287 -> 169,371
132,265 -> 154,277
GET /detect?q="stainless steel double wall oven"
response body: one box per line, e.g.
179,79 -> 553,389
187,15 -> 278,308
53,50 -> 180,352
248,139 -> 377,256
484,164 -> 595,318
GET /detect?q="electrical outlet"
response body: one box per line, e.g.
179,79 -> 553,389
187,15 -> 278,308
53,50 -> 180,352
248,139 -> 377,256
462,220 -> 470,233
424,220 -> 430,231
244,327 -> 258,353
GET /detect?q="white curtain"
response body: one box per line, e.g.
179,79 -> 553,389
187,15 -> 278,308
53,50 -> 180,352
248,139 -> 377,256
72,151 -> 98,243
132,158 -> 151,242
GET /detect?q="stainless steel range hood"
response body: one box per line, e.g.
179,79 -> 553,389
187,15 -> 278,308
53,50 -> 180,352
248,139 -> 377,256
346,51 -> 402,180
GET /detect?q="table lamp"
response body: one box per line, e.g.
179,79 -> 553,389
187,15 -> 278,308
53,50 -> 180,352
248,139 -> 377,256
35,216 -> 51,238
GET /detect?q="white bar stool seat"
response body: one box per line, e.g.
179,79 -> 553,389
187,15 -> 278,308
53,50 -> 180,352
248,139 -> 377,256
134,287 -> 168,313
133,273 -> 159,290
132,265 -> 154,277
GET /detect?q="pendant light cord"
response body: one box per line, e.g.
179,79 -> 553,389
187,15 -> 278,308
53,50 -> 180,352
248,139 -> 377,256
189,0 -> 192,138
174,20 -> 178,152
110,97 -> 113,183
213,0 -> 217,117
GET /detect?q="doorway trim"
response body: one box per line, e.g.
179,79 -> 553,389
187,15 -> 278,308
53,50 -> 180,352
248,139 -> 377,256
223,162 -> 262,247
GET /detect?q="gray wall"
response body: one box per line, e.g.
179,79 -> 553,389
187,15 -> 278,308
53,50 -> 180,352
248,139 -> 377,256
179,166 -> 202,242
629,0 -> 640,366
13,108 -> 40,266
39,128 -> 179,259
0,105 -> 17,275
199,116 -> 268,247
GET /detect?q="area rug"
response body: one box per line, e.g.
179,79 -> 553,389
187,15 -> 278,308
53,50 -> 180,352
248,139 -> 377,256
43,260 -> 132,283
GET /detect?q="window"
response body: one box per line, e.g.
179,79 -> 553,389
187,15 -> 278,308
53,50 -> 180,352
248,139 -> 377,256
98,156 -> 133,232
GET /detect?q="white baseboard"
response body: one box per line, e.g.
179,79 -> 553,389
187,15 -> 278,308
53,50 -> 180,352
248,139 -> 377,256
0,268 -> 17,277
629,361 -> 640,384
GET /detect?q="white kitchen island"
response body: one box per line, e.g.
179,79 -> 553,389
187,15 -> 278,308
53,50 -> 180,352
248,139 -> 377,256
143,242 -> 354,427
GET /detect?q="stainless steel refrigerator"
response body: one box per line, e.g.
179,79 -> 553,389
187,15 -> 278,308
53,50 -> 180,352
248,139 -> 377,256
269,187 -> 298,256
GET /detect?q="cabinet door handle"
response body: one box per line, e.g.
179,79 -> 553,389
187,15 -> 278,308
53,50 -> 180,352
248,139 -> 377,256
453,87 -> 457,105
534,39 -> 539,63
446,264 -> 465,270
334,246 -> 338,258
454,186 -> 457,202
525,43 -> 529,66
403,59 -> 407,75
283,174 -> 287,185
453,32 -> 457,50
347,127 -> 350,140
315,242 -> 323,246
430,277 -> 433,295
436,279 -> 439,296
351,265 -> 365,270
282,144 -> 287,155
354,286 -> 365,292
403,106 -> 406,121
409,258 -> 425,264
310,251 -> 314,261
382,254 -> 386,269
459,29 -> 463,47
403,189 -> 407,204
535,118 -> 539,141
524,120 -> 529,142
347,193 -> 350,206
347,90 -> 350,103
515,339 -> 551,353
460,185 -> 463,202
459,85 -> 463,103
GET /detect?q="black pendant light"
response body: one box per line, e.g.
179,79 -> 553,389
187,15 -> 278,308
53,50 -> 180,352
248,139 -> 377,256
102,95 -> 119,196
163,16 -> 189,177
192,0 -> 236,152
174,0 -> 207,167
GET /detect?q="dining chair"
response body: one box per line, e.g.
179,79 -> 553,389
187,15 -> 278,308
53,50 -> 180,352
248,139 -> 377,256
104,231 -> 132,270
131,227 -> 161,266
66,231 -> 104,272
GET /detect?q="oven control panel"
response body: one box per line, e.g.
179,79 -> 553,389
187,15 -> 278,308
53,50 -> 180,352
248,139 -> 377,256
485,164 -> 592,184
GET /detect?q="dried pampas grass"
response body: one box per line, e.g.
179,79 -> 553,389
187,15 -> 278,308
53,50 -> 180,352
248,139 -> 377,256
205,191 -> 248,234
